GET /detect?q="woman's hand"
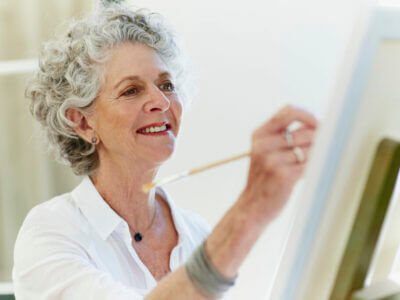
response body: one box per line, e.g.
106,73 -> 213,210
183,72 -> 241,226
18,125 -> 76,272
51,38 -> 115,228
242,105 -> 318,223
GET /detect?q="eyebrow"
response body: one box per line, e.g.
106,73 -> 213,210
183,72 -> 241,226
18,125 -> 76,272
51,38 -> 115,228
113,72 -> 172,90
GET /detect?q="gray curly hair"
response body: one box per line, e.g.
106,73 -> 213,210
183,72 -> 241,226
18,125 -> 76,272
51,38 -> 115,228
26,4 -> 190,176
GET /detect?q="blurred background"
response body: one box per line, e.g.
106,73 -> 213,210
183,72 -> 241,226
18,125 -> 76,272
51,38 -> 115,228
0,0 -> 367,298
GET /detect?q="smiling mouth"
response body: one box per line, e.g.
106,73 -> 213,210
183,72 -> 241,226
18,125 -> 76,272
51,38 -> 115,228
136,123 -> 171,135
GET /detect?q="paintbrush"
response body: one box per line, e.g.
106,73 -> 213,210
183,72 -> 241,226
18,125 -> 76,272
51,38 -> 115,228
142,151 -> 251,192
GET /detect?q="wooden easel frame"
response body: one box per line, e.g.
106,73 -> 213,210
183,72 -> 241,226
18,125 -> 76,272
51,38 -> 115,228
329,138 -> 400,300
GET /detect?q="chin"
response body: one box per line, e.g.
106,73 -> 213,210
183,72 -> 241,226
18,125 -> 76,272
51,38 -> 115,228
147,146 -> 175,165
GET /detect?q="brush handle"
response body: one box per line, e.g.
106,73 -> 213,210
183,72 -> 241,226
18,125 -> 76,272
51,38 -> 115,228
188,151 -> 251,175
143,151 -> 251,192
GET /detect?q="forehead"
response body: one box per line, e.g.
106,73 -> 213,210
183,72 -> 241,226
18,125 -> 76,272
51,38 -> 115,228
102,43 -> 171,86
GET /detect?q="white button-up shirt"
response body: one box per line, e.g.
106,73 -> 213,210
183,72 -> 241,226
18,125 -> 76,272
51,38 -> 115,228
13,176 -> 216,299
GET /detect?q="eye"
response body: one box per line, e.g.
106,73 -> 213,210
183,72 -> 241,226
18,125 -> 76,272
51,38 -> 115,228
121,87 -> 139,97
160,81 -> 175,92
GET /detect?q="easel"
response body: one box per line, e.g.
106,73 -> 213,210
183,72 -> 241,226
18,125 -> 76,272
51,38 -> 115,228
330,138 -> 400,300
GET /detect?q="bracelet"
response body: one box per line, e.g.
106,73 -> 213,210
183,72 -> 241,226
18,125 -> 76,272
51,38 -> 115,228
184,241 -> 237,298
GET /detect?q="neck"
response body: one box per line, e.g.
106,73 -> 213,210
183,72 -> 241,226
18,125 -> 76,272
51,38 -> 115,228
90,153 -> 161,231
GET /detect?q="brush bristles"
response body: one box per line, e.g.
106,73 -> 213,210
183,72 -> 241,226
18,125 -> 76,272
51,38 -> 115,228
142,183 -> 156,193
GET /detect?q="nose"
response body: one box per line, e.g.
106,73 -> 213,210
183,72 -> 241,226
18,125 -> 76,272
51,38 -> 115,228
143,84 -> 170,113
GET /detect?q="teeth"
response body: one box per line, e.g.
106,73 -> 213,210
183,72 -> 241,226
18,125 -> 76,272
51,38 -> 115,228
139,124 -> 168,133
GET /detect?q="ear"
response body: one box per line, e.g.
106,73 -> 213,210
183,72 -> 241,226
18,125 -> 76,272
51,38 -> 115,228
65,108 -> 97,143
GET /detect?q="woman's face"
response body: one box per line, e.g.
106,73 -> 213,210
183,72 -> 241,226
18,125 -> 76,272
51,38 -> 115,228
90,42 -> 183,167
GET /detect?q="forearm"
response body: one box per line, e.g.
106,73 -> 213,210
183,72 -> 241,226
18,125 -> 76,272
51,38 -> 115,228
205,191 -> 268,279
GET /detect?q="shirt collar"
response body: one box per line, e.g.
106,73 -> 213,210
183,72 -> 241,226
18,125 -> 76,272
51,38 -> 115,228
156,186 -> 193,245
71,176 -> 193,244
72,176 -> 123,240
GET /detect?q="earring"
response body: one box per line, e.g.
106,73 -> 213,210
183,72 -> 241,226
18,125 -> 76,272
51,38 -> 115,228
91,137 -> 97,144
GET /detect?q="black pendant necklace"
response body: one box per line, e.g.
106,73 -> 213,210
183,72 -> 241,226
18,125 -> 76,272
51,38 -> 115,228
134,232 -> 143,242
132,198 -> 157,243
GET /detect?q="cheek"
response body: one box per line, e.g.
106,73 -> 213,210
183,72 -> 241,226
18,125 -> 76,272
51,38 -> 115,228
171,100 -> 183,128
95,104 -> 135,139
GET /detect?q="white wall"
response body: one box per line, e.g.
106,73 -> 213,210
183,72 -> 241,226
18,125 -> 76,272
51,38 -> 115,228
127,0 -> 368,298
0,0 -> 370,296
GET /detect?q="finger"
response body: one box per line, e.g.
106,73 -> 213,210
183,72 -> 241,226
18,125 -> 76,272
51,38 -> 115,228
263,146 -> 311,167
262,105 -> 318,133
255,127 -> 316,151
284,127 -> 316,149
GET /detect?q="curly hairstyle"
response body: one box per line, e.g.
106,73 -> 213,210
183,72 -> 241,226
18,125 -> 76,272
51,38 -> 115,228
26,4 -> 190,175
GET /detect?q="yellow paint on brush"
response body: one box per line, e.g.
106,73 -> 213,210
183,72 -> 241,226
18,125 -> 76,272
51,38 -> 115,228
142,183 -> 156,193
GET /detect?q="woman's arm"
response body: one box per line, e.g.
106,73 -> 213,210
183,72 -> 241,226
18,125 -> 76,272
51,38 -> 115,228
146,105 -> 318,299
14,105 -> 316,300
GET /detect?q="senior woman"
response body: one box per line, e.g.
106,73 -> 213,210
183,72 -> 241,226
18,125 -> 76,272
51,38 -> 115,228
13,4 -> 317,300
